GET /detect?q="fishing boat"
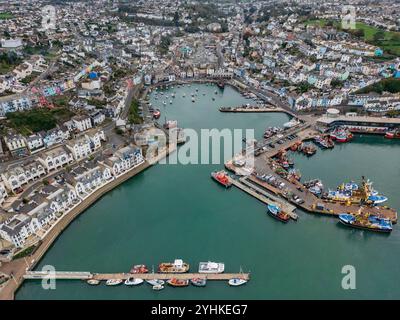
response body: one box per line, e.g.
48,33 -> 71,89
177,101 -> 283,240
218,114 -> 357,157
267,204 -> 290,223
198,262 -> 225,273
211,170 -> 232,188
190,278 -> 207,287
228,278 -> 247,286
124,278 -> 144,286
152,109 -> 161,119
130,264 -> 149,274
152,284 -> 164,291
87,279 -> 100,285
385,130 -> 400,139
367,195 -> 388,204
330,127 -> 353,142
167,279 -> 189,287
159,259 -> 190,273
338,213 -> 392,233
106,279 -> 123,286
146,279 -> 165,286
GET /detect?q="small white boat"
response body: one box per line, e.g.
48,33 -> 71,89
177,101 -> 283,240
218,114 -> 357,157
228,278 -> 247,286
124,278 -> 144,286
106,279 -> 123,286
146,279 -> 165,286
87,279 -> 100,285
152,284 -> 164,291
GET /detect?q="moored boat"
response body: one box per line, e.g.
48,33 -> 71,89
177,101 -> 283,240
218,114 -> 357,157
106,279 -> 123,286
124,278 -> 144,286
211,170 -> 232,188
267,204 -> 290,223
153,109 -> 161,119
146,279 -> 165,286
87,279 -> 100,285
338,213 -> 392,233
153,284 -> 164,291
385,130 -> 400,139
167,279 -> 189,287
198,261 -> 225,273
228,278 -> 247,286
130,264 -> 149,274
190,278 -> 207,287
159,259 -> 190,273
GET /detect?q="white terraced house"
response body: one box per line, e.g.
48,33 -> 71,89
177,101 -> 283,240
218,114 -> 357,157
103,145 -> 144,177
65,164 -> 112,199
38,146 -> 74,171
66,136 -> 92,160
72,115 -> 92,132
1,161 -> 46,193
0,182 -> 8,207
0,214 -> 41,247
25,134 -> 45,153
4,133 -> 27,152
85,130 -> 106,150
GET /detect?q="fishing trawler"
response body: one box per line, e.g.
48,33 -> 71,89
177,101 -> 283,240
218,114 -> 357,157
167,279 -> 189,287
159,259 -> 190,273
330,127 -> 353,142
338,213 -> 392,233
211,170 -> 232,188
267,204 -> 290,223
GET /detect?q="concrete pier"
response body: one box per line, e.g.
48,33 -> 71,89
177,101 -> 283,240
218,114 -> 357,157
23,271 -> 250,281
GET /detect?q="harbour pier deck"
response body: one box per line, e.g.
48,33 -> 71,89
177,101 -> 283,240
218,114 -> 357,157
227,174 -> 297,218
219,106 -> 285,113
24,271 -> 250,281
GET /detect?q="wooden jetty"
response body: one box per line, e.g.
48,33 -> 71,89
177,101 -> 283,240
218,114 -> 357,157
23,271 -> 250,281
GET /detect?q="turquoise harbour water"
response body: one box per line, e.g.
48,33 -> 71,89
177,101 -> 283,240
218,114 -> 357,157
16,84 -> 400,299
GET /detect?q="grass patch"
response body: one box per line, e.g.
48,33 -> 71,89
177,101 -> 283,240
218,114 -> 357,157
6,107 -> 75,135
356,78 -> 400,94
303,19 -> 400,56
13,245 -> 37,260
0,12 -> 14,20
128,99 -> 143,124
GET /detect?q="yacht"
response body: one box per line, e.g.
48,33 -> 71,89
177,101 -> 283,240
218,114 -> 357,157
198,262 -> 225,274
228,278 -> 247,286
